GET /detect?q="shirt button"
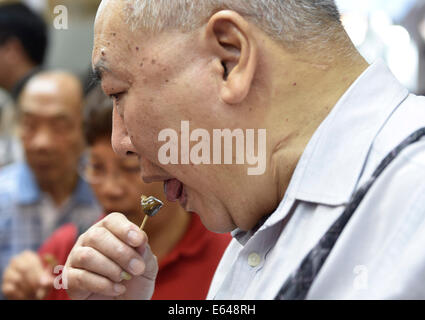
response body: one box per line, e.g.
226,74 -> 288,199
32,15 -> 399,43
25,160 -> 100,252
248,252 -> 261,267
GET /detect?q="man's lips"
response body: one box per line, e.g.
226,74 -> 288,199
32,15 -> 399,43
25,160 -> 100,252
142,175 -> 188,207
164,179 -> 183,202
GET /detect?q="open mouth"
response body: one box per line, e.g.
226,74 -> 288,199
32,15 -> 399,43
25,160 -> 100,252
164,178 -> 187,207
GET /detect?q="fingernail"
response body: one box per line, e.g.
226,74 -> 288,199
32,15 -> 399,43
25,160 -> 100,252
128,230 -> 142,246
114,283 -> 126,294
120,271 -> 132,281
129,258 -> 145,275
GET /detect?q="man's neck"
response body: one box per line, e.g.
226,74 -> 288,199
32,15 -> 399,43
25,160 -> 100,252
268,52 -> 369,201
40,174 -> 79,208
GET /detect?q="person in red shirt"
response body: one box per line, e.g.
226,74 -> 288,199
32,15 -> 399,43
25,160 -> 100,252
2,86 -> 231,300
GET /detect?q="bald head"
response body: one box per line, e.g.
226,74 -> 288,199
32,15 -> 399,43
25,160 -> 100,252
19,71 -> 84,117
18,71 -> 86,189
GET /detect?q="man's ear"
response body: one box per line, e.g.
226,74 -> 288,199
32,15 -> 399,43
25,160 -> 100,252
204,10 -> 258,105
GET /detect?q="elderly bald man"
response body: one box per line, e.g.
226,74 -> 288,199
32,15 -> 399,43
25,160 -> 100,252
0,71 -> 100,300
65,0 -> 425,300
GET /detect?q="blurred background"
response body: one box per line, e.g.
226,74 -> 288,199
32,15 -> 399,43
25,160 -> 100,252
0,0 -> 424,101
0,0 -> 101,105
338,0 -> 424,94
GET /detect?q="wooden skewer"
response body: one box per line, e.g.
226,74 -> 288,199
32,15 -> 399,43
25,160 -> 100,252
140,214 -> 149,230
140,195 -> 148,230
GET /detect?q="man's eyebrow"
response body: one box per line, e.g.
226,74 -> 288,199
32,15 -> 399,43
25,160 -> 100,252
19,110 -> 71,120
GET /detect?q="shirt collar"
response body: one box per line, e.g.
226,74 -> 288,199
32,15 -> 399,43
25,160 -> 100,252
288,59 -> 409,206
17,162 -> 95,206
233,60 -> 409,242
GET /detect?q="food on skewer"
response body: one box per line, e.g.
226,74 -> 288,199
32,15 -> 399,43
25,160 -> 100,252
139,195 -> 163,230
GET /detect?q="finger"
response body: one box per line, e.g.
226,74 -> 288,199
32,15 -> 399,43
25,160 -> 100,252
100,212 -> 147,247
13,251 -> 45,292
35,272 -> 55,300
2,283 -> 26,300
3,268 -> 33,298
120,244 -> 159,300
71,246 -> 129,283
35,287 -> 48,300
80,226 -> 146,276
35,274 -> 54,301
3,267 -> 22,285
137,244 -> 158,281
66,267 -> 126,299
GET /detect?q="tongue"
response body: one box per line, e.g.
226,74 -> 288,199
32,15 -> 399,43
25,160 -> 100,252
164,179 -> 183,202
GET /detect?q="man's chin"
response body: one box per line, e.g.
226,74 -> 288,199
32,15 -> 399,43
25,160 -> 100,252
33,172 -> 60,186
191,207 -> 237,234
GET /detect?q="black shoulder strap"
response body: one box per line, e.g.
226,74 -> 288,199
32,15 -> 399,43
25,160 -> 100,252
275,127 -> 425,300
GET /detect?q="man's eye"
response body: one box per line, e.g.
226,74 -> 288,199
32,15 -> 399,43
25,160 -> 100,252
110,93 -> 122,102
121,166 -> 140,174
88,163 -> 105,175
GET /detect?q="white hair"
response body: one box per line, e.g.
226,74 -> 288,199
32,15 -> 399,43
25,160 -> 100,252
122,0 -> 346,50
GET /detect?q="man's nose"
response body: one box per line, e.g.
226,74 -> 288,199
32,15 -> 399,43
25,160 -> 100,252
31,128 -> 54,151
101,172 -> 125,197
111,108 -> 137,157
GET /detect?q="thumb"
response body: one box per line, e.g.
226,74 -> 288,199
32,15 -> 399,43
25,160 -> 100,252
140,244 -> 158,281
35,272 -> 55,300
121,244 -> 158,300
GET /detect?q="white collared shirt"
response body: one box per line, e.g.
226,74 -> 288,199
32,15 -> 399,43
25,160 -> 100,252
207,60 -> 425,300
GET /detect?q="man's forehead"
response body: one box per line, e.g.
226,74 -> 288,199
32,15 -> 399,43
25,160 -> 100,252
20,102 -> 76,119
92,19 -> 130,81
94,0 -> 126,35
24,78 -> 59,96
20,83 -> 82,118
95,0 -> 111,23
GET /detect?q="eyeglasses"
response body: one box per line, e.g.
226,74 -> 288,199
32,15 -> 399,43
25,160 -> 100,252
78,154 -> 141,185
